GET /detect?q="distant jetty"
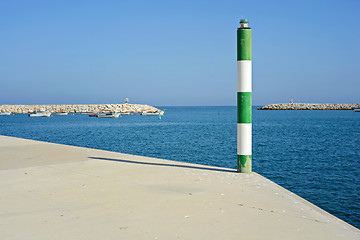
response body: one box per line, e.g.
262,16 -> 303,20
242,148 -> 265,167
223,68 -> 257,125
258,103 -> 360,110
0,104 -> 162,114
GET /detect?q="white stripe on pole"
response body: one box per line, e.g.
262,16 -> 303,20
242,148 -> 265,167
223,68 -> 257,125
237,60 -> 252,92
237,123 -> 252,155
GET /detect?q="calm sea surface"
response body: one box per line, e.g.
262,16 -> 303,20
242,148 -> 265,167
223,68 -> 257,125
1,106 -> 359,228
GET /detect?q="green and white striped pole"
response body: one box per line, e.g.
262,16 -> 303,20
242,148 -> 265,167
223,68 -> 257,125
237,19 -> 252,173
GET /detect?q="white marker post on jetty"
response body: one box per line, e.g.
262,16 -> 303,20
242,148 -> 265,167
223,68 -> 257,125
237,19 -> 252,173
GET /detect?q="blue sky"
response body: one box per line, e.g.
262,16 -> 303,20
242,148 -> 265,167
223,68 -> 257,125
0,0 -> 359,106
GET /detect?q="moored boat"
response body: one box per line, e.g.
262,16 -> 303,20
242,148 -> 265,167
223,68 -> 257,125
355,109 -> 360,112
79,110 -> 94,114
97,112 -> 120,118
141,111 -> 164,116
29,109 -> 51,117
0,112 -> 11,116
56,112 -> 68,115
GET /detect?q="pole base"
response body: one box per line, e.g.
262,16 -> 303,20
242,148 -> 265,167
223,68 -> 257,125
237,155 -> 252,173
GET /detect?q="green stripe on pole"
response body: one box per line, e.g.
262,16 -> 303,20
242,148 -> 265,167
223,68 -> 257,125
237,29 -> 252,61
237,92 -> 252,123
237,155 -> 252,172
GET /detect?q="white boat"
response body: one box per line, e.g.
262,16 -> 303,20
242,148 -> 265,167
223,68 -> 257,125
79,110 -> 93,114
355,109 -> 360,112
29,109 -> 51,117
56,112 -> 68,115
141,111 -> 164,116
97,112 -> 120,118
0,112 -> 11,116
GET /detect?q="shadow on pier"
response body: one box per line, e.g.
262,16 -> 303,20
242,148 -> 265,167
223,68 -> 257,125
88,156 -> 236,173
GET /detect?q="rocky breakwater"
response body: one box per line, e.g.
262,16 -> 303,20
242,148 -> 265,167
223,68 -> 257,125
258,103 -> 360,110
0,104 -> 163,114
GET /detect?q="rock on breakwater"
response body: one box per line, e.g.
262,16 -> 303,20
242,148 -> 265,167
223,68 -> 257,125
0,103 -> 163,114
258,103 -> 360,110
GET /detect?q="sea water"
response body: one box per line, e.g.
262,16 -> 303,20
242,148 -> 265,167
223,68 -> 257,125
0,106 -> 359,228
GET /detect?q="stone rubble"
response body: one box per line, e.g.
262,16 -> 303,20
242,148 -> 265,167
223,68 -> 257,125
0,104 -> 163,114
257,103 -> 360,110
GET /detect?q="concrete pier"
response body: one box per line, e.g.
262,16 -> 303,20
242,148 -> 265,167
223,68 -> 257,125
0,135 -> 359,239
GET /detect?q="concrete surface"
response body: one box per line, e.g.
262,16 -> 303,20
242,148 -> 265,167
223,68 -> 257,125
0,135 -> 359,239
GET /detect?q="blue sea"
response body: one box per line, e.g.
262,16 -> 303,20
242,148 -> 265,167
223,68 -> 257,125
1,106 -> 359,228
